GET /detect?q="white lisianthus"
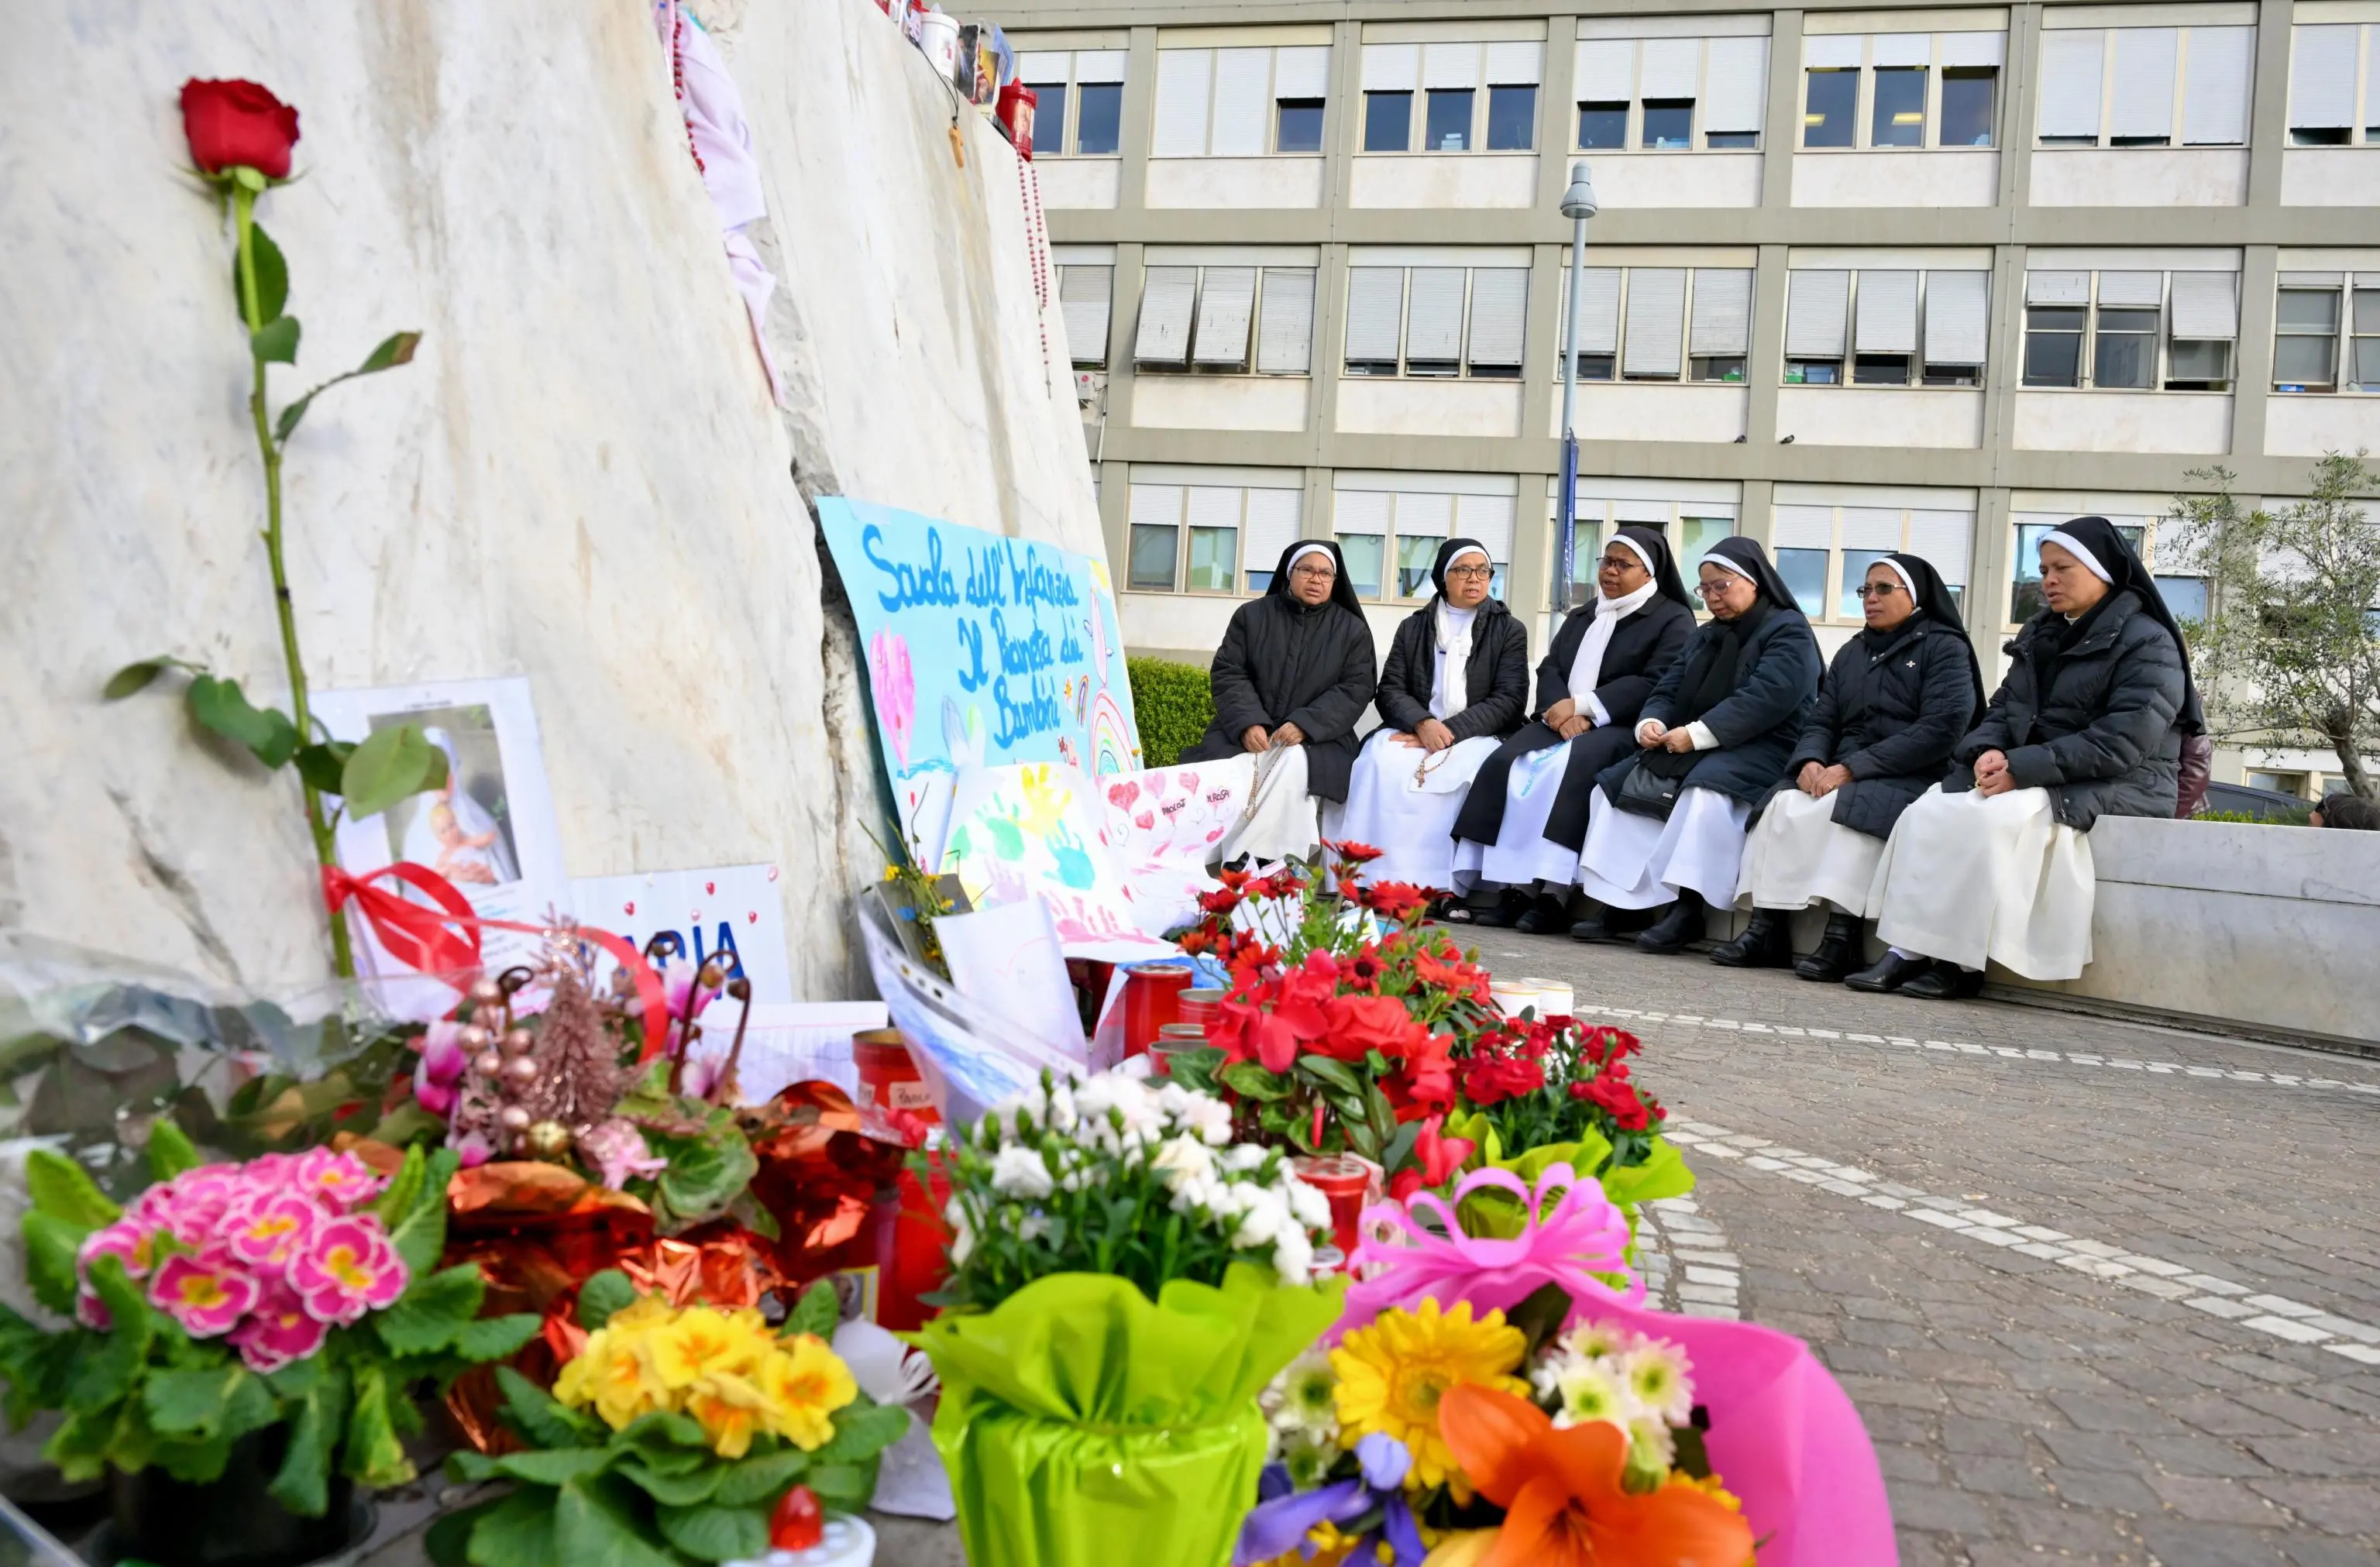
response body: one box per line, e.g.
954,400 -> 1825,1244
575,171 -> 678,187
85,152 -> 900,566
1282,1176 -> 1333,1234
1271,1225 -> 1315,1287
989,1143 -> 1056,1200
1231,1188 -> 1291,1249
1223,1143 -> 1271,1174
1017,1212 -> 1050,1244
1150,1134 -> 1219,1191
1044,1077 -> 1079,1134
950,1215 -> 976,1266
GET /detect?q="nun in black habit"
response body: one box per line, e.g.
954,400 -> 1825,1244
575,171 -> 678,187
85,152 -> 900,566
1714,551 -> 1986,978
1324,538 -> 1530,891
1180,538 -> 1379,862
1575,537 -> 1824,954
1856,517 -> 2200,996
1452,527 -> 1697,931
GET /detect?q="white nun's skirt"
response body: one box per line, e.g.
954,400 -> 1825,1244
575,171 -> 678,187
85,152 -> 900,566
1450,739 -> 1586,892
1211,744 -> 1319,864
1735,787 -> 1890,916
1323,732 -> 1501,889
1577,785 -> 1752,910
1870,785 -> 2096,980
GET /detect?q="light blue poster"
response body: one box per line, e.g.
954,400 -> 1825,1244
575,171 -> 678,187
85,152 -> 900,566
817,497 -> 1142,844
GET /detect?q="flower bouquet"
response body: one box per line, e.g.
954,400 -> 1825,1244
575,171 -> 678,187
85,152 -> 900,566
0,1135 -> 539,1567
428,1277 -> 908,1567
908,1070 -> 1347,1567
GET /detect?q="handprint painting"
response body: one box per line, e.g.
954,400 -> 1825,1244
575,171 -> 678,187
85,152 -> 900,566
939,762 -> 1170,957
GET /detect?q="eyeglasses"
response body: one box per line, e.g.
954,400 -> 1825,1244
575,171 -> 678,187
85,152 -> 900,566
1694,580 -> 1739,600
1290,564 -> 1337,581
1445,565 -> 1494,581
1853,582 -> 1907,599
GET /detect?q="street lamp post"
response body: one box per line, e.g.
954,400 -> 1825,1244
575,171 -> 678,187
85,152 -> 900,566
1555,160 -> 1599,629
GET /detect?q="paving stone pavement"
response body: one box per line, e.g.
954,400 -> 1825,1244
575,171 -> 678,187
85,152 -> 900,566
1468,926 -> 2380,1567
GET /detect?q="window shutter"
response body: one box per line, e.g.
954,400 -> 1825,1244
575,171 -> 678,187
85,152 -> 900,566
1703,36 -> 1768,132
1130,483 -> 1184,528
1467,270 -> 1529,368
2182,26 -> 2254,145
1562,266 -> 1624,354
1256,268 -> 1316,374
1941,33 -> 2005,67
1075,50 -> 1126,83
1395,490 -> 1454,542
1772,505 -> 1833,549
1855,270 -> 1920,355
1484,41 -> 1544,85
1363,43 -> 1419,91
1274,46 -> 1329,100
1192,266 -> 1257,366
1335,488 -> 1392,535
1457,493 -> 1518,565
1210,48 -> 1272,156
1785,270 -> 1852,358
2026,270 -> 2091,304
2037,29 -> 2107,139
1152,50 -> 1212,156
1186,486 -> 1243,534
1611,498 -> 1671,524
1576,40 -> 1635,102
2168,271 -> 2238,339
1405,269 -> 1467,363
2279,270 -> 2344,287
1923,270 -> 1990,365
1873,34 -> 1931,67
1017,52 -> 1070,84
1135,267 -> 1199,364
1423,42 -> 1481,89
2108,27 -> 2178,141
2096,270 -> 2164,307
1840,507 -> 1903,551
1243,488 -> 1302,569
1904,510 -> 1972,586
1059,266 -> 1113,367
1688,268 -> 1753,356
1639,37 -> 1701,100
2292,26 -> 2358,128
1344,269 -> 1407,363
1803,35 -> 1863,69
1622,269 -> 1687,377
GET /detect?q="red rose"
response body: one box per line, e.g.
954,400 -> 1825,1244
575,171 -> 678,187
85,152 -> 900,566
1319,992 -> 1422,1062
1460,1054 -> 1545,1107
181,79 -> 301,180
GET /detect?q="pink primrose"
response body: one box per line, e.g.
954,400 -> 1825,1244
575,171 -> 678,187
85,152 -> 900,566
224,1192 -> 322,1273
288,1215 -> 406,1324
79,1219 -> 160,1283
289,1148 -> 387,1211
148,1253 -> 261,1337
228,1284 -> 330,1373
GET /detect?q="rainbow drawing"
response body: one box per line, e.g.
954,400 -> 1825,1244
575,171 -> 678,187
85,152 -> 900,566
1090,689 -> 1133,776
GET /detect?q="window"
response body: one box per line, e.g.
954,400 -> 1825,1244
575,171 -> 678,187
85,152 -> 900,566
1871,67 -> 1927,146
2287,24 -> 2380,146
2011,518 -> 2145,623
1126,479 -> 1302,596
1134,265 -> 1319,376
1783,269 -> 1989,388
1776,500 -> 1976,624
1343,263 -> 1529,380
2356,284 -> 2380,391
1557,266 -> 1751,383
1337,483 -> 1517,602
1804,69 -> 1858,146
1564,494 -> 1741,608
1055,264 -> 1113,369
2021,268 -> 2240,390
1801,32 -> 2007,149
1358,40 -> 1544,155
2158,574 -> 2210,623
2033,22 -> 2254,148
1151,43 -> 1331,158
1941,67 -> 1998,146
1016,48 -> 1128,156
1426,88 -> 1475,149
1487,84 -> 1538,149
1364,91 -> 1413,151
2275,284 -> 2342,391
1573,30 -> 1769,153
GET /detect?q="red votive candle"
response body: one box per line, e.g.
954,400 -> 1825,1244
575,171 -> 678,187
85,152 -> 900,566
1177,986 -> 1226,1027
1121,964 -> 1195,1058
1291,1155 -> 1374,1259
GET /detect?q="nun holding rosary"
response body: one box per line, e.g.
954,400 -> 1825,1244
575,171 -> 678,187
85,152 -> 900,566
1852,517 -> 2201,998
1711,552 -> 1984,978
1325,538 -> 1530,893
1453,527 -> 1698,930
1181,538 -> 1379,864
1573,538 -> 1824,954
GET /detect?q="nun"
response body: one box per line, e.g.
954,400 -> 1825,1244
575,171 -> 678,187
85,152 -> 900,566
1573,537 -> 1823,954
1325,539 -> 1529,892
1181,538 -> 1379,863
1852,517 -> 2199,997
1453,528 -> 1697,930
1711,553 -> 1984,977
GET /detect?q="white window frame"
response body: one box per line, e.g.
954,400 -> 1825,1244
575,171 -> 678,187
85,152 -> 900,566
1555,265 -> 1755,384
1780,269 -> 1993,388
1151,44 -> 1333,158
1133,263 -> 1319,377
1560,487 -> 1742,609
2031,20 -> 2256,149
1357,40 -> 1545,155
2285,21 -> 2380,145
2017,267 -> 2241,392
1015,48 -> 1129,159
1341,265 -> 1532,382
1797,32 -> 2009,152
1572,28 -> 1772,153
1333,478 -> 1519,603
1770,497 -> 1977,626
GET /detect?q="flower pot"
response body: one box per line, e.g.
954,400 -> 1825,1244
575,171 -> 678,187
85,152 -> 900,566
100,1428 -> 364,1567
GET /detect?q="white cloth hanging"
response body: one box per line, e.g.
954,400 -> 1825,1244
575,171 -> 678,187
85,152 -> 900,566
1578,785 -> 1750,910
1324,731 -> 1503,889
1567,579 -> 1659,710
1735,787 -> 1889,916
1869,785 -> 2096,979
1451,740 -> 1589,892
1430,602 -> 1480,722
1208,744 -> 1319,864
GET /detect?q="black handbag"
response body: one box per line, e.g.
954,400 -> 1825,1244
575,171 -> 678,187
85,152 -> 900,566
1610,751 -> 1690,820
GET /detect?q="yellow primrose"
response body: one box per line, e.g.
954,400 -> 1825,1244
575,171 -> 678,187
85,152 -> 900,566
648,1309 -> 764,1390
755,1333 -> 860,1451
683,1369 -> 771,1458
555,1323 -> 668,1430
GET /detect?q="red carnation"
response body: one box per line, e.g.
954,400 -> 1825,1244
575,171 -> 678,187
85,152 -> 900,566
1460,1053 -> 1545,1107
181,79 -> 301,180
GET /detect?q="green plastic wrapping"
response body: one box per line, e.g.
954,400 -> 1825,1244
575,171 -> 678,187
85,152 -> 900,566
911,1264 -> 1345,1567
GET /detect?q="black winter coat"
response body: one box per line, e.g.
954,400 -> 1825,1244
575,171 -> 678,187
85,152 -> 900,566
1181,593 -> 1378,802
1947,590 -> 2187,830
1780,617 -> 1980,839
1599,608 -> 1822,808
1374,598 -> 1531,741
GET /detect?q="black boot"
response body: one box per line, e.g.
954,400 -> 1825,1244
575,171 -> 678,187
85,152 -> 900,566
1901,960 -> 1986,1000
1472,888 -> 1534,928
1794,912 -> 1865,982
1635,891 -> 1708,954
1513,892 -> 1574,934
1708,909 -> 1791,968
1845,949 -> 1931,994
1569,901 -> 1618,943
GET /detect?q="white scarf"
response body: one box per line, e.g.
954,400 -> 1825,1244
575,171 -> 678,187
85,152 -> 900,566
1430,600 -> 1480,721
1567,579 -> 1659,704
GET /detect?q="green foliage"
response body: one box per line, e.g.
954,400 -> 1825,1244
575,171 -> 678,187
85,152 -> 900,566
340,723 -> 451,820
1126,656 -> 1214,768
786,1280 -> 840,1343
146,1120 -> 203,1181
186,674 -> 301,769
577,1270 -> 638,1332
611,1067 -> 760,1235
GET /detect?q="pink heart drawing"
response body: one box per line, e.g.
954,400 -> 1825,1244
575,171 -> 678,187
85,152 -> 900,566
1177,771 -> 1199,793
690,909 -> 702,923
705,881 -> 716,895
747,911 -> 758,923
1205,826 -> 1226,843
1108,781 -> 1140,810
1134,810 -> 1154,830
1147,773 -> 1169,798
623,901 -> 636,916
766,866 -> 779,881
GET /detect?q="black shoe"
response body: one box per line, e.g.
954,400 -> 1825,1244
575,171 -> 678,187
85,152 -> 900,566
1471,888 -> 1532,928
1708,909 -> 1792,968
1569,901 -> 1618,943
1901,960 -> 1986,1000
1845,950 -> 1931,993
1794,912 -> 1865,982
1512,893 -> 1574,935
1635,891 -> 1708,955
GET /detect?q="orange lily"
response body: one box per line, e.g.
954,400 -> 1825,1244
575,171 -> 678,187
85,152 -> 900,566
1436,1384 -> 1755,1567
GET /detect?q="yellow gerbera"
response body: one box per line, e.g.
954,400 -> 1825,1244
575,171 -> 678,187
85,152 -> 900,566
648,1308 -> 764,1390
755,1333 -> 860,1451
1329,1301 -> 1529,1489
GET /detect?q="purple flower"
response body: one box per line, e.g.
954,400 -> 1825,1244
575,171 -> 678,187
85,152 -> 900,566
1355,1432 -> 1412,1492
660,958 -> 719,1023
1234,1437 -> 1426,1567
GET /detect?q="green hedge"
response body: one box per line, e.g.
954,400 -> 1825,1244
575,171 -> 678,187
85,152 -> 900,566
1128,656 -> 1213,768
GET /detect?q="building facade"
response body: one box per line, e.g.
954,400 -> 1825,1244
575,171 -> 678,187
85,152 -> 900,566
1005,0 -> 2380,796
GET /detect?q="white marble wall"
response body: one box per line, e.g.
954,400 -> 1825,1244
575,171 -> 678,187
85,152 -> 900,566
0,0 -> 1099,998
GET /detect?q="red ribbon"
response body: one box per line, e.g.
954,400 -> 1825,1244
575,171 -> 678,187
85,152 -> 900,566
322,862 -> 673,1061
